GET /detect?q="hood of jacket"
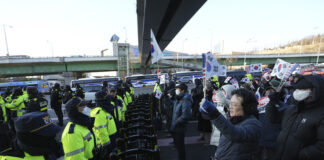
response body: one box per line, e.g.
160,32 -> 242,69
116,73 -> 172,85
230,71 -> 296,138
221,84 -> 236,100
303,75 -> 324,106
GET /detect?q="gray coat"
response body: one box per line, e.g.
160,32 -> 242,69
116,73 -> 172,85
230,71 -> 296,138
213,115 -> 262,160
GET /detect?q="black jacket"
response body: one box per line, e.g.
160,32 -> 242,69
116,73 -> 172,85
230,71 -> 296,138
50,88 -> 62,107
266,75 -> 324,160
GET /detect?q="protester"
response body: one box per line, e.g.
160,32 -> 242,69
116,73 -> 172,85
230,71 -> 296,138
170,83 -> 192,160
209,84 -> 236,147
200,88 -> 261,160
266,75 -> 324,160
163,80 -> 176,132
192,79 -> 211,143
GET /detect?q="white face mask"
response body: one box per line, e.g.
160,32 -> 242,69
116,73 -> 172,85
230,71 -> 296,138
175,89 -> 181,95
81,107 -> 92,116
293,89 -> 311,101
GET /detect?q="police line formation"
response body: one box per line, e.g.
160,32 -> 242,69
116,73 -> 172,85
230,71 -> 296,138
1,69 -> 324,160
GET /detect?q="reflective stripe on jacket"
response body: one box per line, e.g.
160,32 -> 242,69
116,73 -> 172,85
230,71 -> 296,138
62,122 -> 95,160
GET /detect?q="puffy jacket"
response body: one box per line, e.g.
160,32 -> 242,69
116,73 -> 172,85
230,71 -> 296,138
266,75 -> 324,160
213,115 -> 262,160
170,92 -> 192,132
5,96 -> 26,117
61,122 -> 95,160
90,107 -> 117,147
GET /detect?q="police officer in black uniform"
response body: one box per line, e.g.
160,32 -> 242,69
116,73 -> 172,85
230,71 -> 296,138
50,83 -> 63,126
25,86 -> 48,113
75,84 -> 85,99
63,85 -> 73,104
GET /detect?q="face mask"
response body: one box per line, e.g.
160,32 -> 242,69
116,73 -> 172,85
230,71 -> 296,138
175,89 -> 181,95
81,107 -> 91,116
293,89 -> 311,101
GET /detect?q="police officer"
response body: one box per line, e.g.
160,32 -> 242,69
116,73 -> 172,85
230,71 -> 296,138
91,91 -> 117,157
61,97 -> 96,160
50,83 -> 63,126
10,112 -> 62,159
108,87 -> 122,129
116,87 -> 127,122
3,87 -> 13,103
124,83 -> 133,105
63,85 -> 73,104
75,84 -> 85,99
25,86 -> 48,113
5,88 -> 26,118
126,79 -> 135,96
102,81 -> 109,94
0,95 -> 11,155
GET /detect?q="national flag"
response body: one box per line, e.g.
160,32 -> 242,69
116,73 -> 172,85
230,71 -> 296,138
283,63 -> 299,80
205,52 -> 227,79
271,59 -> 290,80
231,78 -> 239,89
255,87 -> 261,100
150,29 -> 163,64
250,64 -> 262,72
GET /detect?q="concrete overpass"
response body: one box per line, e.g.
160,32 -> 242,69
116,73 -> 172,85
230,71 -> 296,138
137,0 -> 207,73
0,53 -> 323,77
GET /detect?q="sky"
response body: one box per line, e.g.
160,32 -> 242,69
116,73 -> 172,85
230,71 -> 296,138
0,0 -> 324,57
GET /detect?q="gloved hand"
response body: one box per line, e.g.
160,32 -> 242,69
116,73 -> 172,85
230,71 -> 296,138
268,92 -> 280,105
199,98 -> 220,120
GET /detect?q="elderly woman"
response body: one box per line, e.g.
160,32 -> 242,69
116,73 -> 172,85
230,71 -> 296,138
200,88 -> 261,160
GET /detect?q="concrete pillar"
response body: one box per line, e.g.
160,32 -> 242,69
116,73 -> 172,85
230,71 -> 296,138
62,72 -> 74,86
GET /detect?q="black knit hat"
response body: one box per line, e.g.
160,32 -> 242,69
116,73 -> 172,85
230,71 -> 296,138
293,76 -> 313,89
176,83 -> 188,91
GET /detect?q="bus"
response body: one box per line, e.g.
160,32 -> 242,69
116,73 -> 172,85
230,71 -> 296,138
71,77 -> 120,92
125,73 -> 169,87
171,71 -> 203,81
0,80 -> 50,95
71,77 -> 120,101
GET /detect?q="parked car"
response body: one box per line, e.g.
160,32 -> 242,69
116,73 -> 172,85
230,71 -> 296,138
177,76 -> 193,84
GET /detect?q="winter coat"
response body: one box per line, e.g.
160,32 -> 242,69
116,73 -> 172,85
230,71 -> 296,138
210,85 -> 235,146
170,92 -> 193,133
266,75 -> 324,160
213,115 -> 262,160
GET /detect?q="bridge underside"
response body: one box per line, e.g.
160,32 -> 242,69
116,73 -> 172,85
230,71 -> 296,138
0,56 -> 322,77
137,0 -> 207,73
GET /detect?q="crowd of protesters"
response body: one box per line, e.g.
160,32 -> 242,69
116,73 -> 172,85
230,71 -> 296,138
159,71 -> 324,160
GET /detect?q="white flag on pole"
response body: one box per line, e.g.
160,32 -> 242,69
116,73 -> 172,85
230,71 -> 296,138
205,52 -> 227,79
150,29 -> 163,64
271,59 -> 290,80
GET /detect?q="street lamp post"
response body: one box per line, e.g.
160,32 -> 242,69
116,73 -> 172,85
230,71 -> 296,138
317,35 -> 322,65
181,38 -> 187,71
3,24 -> 12,59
